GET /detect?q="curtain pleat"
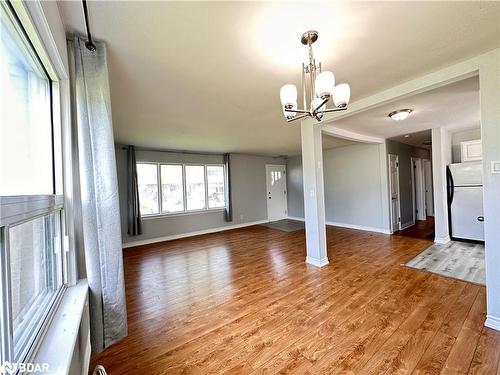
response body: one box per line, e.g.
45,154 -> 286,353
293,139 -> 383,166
68,35 -> 127,353
126,145 -> 142,235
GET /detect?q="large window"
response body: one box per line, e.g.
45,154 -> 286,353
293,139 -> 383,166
0,2 -> 66,364
137,163 -> 226,216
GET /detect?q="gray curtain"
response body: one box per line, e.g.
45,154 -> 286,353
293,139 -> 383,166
224,153 -> 232,222
126,145 -> 142,235
68,35 -> 127,353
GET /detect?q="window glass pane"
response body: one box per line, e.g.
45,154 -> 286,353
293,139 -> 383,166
9,211 -> 63,360
161,165 -> 184,213
137,163 -> 159,215
185,165 -> 206,210
207,166 -> 225,208
0,5 -> 53,195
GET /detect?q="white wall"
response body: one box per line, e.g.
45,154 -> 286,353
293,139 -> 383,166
288,142 -> 391,233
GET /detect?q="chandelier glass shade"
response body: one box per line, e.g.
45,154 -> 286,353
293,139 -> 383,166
280,31 -> 350,122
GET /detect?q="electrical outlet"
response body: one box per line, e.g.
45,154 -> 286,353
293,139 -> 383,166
239,214 -> 244,220
491,161 -> 500,174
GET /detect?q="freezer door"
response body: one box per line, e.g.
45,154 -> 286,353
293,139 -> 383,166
450,186 -> 484,241
449,162 -> 482,186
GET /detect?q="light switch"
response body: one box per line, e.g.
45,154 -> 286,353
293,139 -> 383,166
492,161 -> 500,174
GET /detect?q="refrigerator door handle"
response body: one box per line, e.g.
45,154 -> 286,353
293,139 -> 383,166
446,166 -> 455,205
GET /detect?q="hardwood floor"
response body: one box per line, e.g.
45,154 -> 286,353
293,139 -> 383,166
91,225 -> 500,374
394,216 -> 435,240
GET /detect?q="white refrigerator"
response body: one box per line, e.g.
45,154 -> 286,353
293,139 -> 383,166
446,162 -> 484,242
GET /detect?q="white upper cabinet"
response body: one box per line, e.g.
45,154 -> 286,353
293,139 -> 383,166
461,140 -> 482,162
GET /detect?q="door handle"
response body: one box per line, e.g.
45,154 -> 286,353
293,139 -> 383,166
477,216 -> 484,222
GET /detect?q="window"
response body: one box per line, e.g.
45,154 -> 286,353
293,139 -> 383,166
185,165 -> 206,210
207,166 -> 225,208
137,163 -> 226,216
0,2 -> 66,364
0,3 -> 52,195
160,165 -> 183,213
137,163 -> 159,215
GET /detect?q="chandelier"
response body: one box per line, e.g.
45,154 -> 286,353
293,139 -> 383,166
280,30 -> 351,122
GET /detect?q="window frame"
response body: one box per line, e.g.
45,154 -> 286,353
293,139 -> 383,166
0,0 -> 69,366
138,162 -> 226,218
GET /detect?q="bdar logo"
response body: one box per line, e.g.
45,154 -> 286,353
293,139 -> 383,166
0,362 -> 17,375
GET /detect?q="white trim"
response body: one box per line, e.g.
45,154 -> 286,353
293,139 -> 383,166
322,125 -> 384,144
434,235 -> 451,244
326,221 -> 392,235
485,315 -> 500,332
122,220 -> 269,248
286,216 -> 391,235
32,280 -> 89,375
287,216 -> 305,222
388,154 -> 402,233
305,257 -> 329,267
400,221 -> 415,230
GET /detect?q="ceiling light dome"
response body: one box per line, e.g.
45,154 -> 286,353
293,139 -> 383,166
389,109 -> 412,121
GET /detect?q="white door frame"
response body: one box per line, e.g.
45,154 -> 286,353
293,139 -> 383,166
411,157 -> 426,221
423,159 -> 434,216
265,164 -> 287,222
388,154 -> 401,233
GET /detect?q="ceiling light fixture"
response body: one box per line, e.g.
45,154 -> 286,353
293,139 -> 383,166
389,109 -> 412,121
280,31 -> 350,122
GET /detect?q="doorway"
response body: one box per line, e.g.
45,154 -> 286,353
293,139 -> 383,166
388,154 -> 401,233
265,164 -> 287,222
411,157 -> 426,221
423,159 -> 434,216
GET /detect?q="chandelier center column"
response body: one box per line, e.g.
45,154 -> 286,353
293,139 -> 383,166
301,121 -> 328,267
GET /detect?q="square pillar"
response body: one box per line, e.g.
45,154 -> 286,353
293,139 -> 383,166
431,127 -> 452,244
480,51 -> 500,331
300,122 -> 328,267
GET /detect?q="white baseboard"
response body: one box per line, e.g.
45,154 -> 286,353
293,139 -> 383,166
434,235 -> 450,244
287,216 -> 305,222
400,221 -> 415,230
286,216 -> 391,235
306,256 -> 329,267
122,220 -> 269,248
485,315 -> 500,332
326,221 -> 391,235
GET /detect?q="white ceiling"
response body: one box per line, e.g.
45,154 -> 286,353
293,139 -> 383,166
58,1 -> 500,156
389,130 -> 432,150
330,76 -> 480,142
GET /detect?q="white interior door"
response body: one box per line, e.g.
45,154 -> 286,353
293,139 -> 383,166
412,158 -> 426,221
388,154 -> 401,232
423,159 -> 434,216
266,165 -> 287,222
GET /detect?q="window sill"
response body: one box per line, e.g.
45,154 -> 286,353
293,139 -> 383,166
31,279 -> 89,375
142,208 -> 225,220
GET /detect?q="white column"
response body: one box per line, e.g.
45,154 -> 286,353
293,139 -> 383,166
301,122 -> 328,267
431,127 -> 452,244
480,51 -> 500,331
